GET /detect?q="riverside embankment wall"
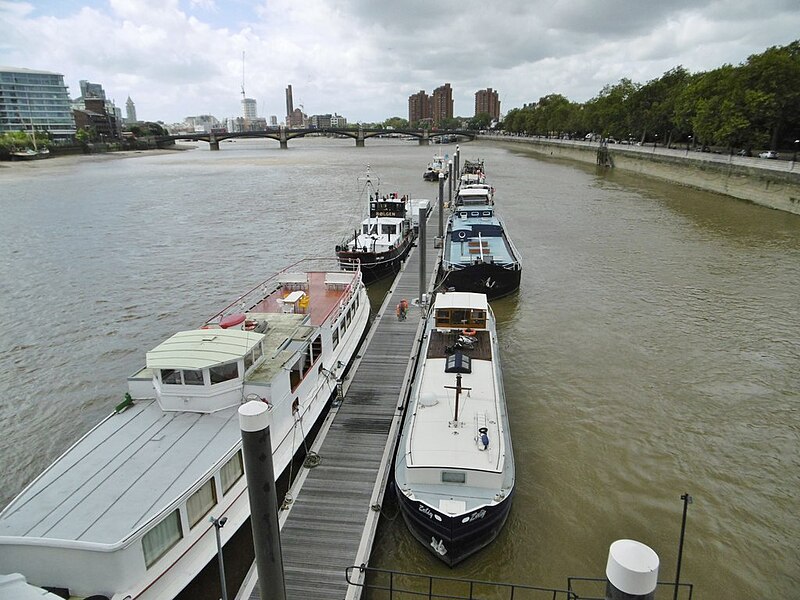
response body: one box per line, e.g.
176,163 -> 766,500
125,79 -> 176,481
482,135 -> 800,216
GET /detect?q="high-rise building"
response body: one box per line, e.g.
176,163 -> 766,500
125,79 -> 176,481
408,90 -> 431,125
475,88 -> 500,120
0,67 -> 76,139
432,83 -> 453,126
242,97 -> 257,120
79,79 -> 106,100
270,115 -> 278,127
285,85 -> 293,119
126,96 -> 137,124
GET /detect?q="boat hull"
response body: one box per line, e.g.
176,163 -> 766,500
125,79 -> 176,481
394,486 -> 514,566
337,236 -> 414,284
439,262 -> 521,300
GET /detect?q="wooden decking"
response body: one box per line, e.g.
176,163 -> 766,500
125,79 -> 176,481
239,210 -> 441,600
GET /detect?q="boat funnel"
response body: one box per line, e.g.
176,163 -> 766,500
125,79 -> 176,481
605,539 -> 659,600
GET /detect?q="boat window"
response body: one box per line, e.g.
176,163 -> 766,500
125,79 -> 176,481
470,310 -> 487,328
450,309 -> 468,325
142,509 -> 183,568
435,309 -> 451,328
187,478 -> 217,528
332,328 -> 339,349
210,362 -> 239,384
482,211 -> 491,217
253,342 -> 263,361
161,369 -> 182,385
221,451 -> 244,494
471,211 -> 480,217
244,351 -> 254,371
381,224 -> 395,235
441,471 -> 466,484
340,321 -> 346,337
183,369 -> 204,386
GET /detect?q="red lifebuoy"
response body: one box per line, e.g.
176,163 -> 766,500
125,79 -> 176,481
463,328 -> 477,336
244,319 -> 257,331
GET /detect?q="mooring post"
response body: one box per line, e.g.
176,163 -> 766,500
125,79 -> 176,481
239,401 -> 286,600
448,160 -> 453,207
454,145 -> 460,184
438,172 -> 445,239
419,208 -> 426,304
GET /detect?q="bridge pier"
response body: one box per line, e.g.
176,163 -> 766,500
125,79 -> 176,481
279,127 -> 288,150
208,134 -> 220,151
356,127 -> 365,147
419,129 -> 430,146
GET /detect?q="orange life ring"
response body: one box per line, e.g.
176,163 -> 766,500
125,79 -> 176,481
463,328 -> 477,336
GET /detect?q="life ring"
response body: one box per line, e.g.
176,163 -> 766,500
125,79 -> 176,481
244,319 -> 257,331
463,328 -> 477,336
457,230 -> 467,240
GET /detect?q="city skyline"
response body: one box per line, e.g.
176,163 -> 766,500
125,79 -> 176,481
1,1 -> 799,124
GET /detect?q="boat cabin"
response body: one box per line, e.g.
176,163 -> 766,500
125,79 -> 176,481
144,328 -> 267,412
433,292 -> 488,331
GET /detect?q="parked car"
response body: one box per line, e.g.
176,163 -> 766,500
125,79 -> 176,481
759,151 -> 778,159
737,149 -> 752,157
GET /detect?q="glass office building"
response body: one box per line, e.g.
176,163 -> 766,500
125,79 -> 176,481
0,67 -> 76,139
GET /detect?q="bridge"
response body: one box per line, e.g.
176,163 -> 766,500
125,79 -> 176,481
159,127 -> 475,150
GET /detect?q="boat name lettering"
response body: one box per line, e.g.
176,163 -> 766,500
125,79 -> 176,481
418,505 -> 435,519
468,509 -> 487,522
369,201 -> 405,219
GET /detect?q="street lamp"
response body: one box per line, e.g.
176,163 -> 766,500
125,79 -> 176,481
653,133 -> 659,153
793,139 -> 799,163
210,516 -> 228,600
686,135 -> 692,156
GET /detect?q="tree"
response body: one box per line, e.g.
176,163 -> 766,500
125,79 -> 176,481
468,112 -> 493,131
383,117 -> 409,129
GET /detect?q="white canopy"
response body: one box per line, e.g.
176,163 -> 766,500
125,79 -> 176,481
433,291 -> 488,312
146,329 -> 264,370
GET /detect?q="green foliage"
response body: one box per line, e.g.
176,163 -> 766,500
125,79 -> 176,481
501,40 -> 800,151
383,117 -> 409,129
468,112 -> 493,130
0,131 -> 32,150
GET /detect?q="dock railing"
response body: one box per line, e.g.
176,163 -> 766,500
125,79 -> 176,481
345,565 -> 577,600
566,576 -> 694,600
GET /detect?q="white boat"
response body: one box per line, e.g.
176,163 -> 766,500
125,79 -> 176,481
394,292 -> 515,566
336,169 -> 416,283
0,258 -> 370,600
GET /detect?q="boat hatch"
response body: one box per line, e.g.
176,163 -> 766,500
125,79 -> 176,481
445,352 -> 471,374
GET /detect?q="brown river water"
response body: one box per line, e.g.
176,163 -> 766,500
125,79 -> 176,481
0,138 -> 797,599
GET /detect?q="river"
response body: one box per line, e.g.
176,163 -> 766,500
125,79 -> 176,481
0,138 -> 798,599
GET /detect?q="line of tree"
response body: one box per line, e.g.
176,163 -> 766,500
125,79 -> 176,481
501,40 -> 800,153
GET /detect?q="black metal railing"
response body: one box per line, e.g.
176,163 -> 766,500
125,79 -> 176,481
566,576 -> 694,600
345,565 -> 578,600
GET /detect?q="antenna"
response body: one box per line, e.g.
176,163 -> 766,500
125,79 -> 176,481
241,51 -> 246,99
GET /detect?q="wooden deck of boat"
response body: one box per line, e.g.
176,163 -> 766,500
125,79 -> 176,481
241,209 -> 441,600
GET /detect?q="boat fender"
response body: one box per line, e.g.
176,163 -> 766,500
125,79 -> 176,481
478,427 -> 489,450
463,328 -> 477,337
244,319 -> 258,331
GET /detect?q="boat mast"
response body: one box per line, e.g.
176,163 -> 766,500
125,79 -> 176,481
444,374 -> 471,426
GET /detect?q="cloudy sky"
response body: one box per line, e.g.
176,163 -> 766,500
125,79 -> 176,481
1,0 -> 798,124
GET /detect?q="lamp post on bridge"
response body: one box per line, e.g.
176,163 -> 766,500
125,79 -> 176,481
793,139 -> 799,167
686,135 -> 692,156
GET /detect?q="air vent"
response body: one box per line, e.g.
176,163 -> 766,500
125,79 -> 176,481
445,352 -> 471,374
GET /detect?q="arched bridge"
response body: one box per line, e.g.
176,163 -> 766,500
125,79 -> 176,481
159,127 -> 475,150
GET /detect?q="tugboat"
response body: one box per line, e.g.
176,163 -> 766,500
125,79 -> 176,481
394,291 -> 515,566
336,169 -> 415,284
423,154 -> 448,181
438,186 -> 522,300
0,259 -> 370,600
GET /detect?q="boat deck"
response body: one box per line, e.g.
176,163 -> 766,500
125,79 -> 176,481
247,270 -> 355,327
241,208 -> 441,600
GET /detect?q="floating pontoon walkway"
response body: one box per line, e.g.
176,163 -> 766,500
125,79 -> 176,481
238,209 -> 441,600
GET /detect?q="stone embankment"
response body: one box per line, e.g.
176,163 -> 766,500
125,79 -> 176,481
482,134 -> 800,215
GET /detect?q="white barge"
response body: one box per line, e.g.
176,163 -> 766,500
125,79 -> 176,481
0,258 -> 370,600
394,292 -> 515,566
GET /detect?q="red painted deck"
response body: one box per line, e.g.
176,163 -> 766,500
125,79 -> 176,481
249,271 -> 354,327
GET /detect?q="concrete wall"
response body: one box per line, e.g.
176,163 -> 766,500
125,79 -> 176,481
482,135 -> 800,216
